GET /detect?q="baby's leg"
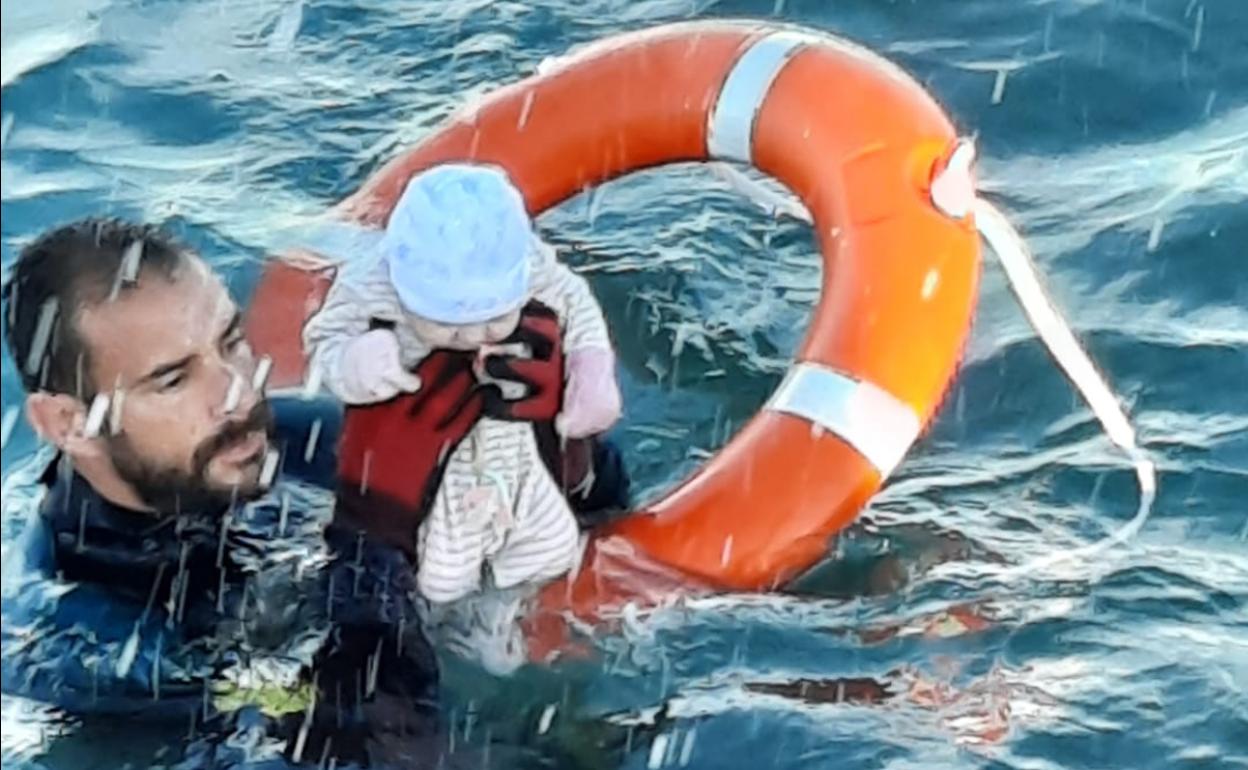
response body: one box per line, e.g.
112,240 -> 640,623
415,456 -> 492,604
490,448 -> 582,591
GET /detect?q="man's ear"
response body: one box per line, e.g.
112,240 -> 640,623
25,392 -> 106,460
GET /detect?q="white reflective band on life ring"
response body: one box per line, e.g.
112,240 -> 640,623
707,30 -> 811,163
766,363 -> 921,477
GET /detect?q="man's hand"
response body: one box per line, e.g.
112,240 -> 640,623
338,329 -> 422,405
336,350 -> 483,557
479,302 -> 565,423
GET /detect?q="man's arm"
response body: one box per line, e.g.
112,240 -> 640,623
294,527 -> 449,766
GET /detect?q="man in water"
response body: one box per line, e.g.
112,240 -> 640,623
0,218 -> 476,768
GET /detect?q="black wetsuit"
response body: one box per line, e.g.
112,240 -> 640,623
2,453 -> 448,769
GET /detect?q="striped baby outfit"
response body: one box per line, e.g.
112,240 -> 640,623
304,240 -> 608,604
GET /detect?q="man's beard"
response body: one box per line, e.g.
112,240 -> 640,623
107,400 -> 275,515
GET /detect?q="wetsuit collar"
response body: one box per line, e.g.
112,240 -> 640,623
38,455 -> 227,604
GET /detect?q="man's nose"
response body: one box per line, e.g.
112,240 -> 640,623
212,357 -> 260,418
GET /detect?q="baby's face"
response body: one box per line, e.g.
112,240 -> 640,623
409,308 -> 522,351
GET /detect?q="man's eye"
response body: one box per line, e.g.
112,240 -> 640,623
159,372 -> 186,391
225,333 -> 247,352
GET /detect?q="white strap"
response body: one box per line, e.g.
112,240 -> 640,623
707,31 -> 811,163
974,198 -> 1157,573
767,363 -> 921,478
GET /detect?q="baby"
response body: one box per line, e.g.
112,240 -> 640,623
304,162 -> 622,608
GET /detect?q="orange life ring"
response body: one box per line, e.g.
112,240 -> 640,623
245,21 -> 980,648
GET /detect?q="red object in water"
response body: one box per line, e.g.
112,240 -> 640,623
244,21 -> 981,660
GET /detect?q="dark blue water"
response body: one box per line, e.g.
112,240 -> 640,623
3,0 -> 1247,768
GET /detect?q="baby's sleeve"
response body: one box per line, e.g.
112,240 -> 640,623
302,258 -> 397,400
528,243 -> 612,353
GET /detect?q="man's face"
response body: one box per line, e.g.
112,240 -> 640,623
77,258 -> 272,512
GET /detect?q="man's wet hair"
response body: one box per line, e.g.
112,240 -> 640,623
3,218 -> 190,398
